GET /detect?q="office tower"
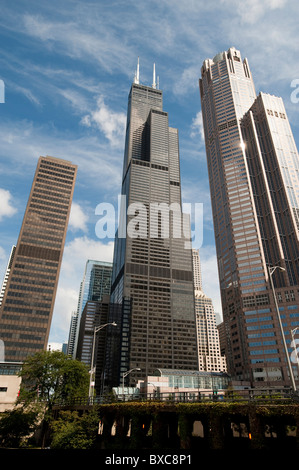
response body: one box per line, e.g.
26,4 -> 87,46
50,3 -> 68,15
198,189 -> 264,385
77,260 -> 113,315
200,47 -> 299,387
66,311 -> 78,357
76,296 -> 110,395
0,156 -> 77,362
192,249 -> 227,372
70,260 -> 112,358
0,246 -> 16,306
105,62 -> 198,388
192,247 -> 202,291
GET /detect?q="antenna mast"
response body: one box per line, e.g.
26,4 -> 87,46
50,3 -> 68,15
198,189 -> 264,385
134,57 -> 140,84
152,63 -> 156,89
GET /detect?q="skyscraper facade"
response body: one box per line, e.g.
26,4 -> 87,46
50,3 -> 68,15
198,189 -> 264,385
0,156 -> 77,362
192,249 -> 227,372
106,64 -> 198,388
200,47 -> 299,387
66,310 -> 78,357
69,259 -> 112,358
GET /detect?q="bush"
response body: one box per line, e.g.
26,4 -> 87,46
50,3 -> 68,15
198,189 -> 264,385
50,409 -> 100,449
0,408 -> 38,448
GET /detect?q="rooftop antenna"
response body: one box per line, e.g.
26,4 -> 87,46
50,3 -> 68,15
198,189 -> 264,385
152,63 -> 156,89
134,57 -> 140,84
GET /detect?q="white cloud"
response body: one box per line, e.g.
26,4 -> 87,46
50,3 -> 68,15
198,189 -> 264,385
60,236 -> 114,285
0,246 -> 6,261
69,202 -> 88,233
49,236 -> 114,342
221,0 -> 287,23
173,65 -> 199,96
197,245 -> 222,318
0,246 -> 7,281
0,188 -> 17,221
190,111 -> 205,142
81,96 -> 126,148
21,12 -> 136,75
0,119 -> 122,194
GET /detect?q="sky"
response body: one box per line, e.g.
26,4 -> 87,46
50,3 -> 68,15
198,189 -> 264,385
0,0 -> 299,347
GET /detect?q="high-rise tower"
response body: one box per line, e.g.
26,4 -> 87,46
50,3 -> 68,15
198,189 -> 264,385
106,62 -> 198,388
69,259 -> 113,358
200,47 -> 299,387
192,249 -> 227,372
0,156 -> 77,362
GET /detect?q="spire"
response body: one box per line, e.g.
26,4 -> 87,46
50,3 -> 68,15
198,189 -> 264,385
134,57 -> 140,84
152,63 -> 156,89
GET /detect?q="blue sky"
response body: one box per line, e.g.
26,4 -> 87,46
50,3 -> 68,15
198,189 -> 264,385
0,0 -> 299,346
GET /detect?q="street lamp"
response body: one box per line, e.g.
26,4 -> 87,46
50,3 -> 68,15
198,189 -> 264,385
147,382 -> 157,399
191,371 -> 200,397
89,322 -> 117,401
268,266 -> 296,391
122,367 -> 141,399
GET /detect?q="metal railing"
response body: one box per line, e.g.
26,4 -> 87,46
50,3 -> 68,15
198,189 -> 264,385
52,387 -> 299,407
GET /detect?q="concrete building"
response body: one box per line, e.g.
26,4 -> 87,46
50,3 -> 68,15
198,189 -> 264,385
0,362 -> 22,412
192,249 -> 227,372
137,368 -> 230,399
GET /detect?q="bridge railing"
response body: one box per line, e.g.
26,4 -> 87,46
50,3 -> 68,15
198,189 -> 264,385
52,387 -> 299,407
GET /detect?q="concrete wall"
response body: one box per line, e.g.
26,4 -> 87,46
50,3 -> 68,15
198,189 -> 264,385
0,374 -> 21,412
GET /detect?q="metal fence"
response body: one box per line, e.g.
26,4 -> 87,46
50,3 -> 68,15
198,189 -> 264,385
53,387 -> 299,407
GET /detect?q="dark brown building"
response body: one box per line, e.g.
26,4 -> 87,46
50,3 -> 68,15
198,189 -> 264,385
0,155 -> 77,362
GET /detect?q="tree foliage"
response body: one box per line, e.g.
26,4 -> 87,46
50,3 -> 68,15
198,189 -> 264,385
50,409 -> 100,449
0,408 -> 38,448
17,350 -> 90,411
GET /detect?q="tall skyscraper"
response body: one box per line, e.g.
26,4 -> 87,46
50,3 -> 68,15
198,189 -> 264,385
105,62 -> 198,388
200,47 -> 299,387
66,310 -> 78,357
69,259 -> 112,358
192,249 -> 227,372
0,156 -> 77,362
76,296 -> 110,395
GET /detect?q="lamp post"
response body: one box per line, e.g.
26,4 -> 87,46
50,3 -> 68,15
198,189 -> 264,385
192,371 -> 200,399
88,322 -> 117,401
268,266 -> 296,391
122,367 -> 141,399
147,382 -> 157,399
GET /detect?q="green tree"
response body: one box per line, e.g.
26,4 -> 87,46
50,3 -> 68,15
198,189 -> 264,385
50,409 -> 100,449
17,350 -> 90,446
0,408 -> 38,448
18,350 -> 89,408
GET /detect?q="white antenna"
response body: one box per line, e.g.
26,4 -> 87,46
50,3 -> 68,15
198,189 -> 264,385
152,63 -> 156,89
134,57 -> 140,84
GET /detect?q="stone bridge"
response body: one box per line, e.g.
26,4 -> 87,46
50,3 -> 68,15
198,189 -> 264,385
52,400 -> 299,450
